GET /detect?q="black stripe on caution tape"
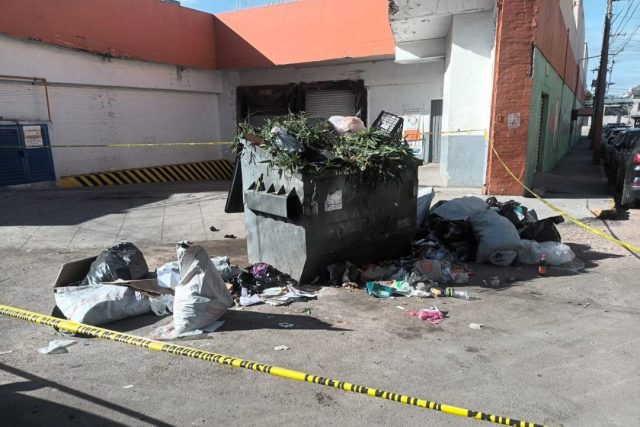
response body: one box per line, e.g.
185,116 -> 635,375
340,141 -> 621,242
0,304 -> 546,427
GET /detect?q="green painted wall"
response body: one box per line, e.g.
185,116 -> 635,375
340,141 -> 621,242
525,47 -> 583,186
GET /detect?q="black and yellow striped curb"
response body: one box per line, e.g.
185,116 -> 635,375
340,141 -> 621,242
60,160 -> 233,188
0,304 -> 546,427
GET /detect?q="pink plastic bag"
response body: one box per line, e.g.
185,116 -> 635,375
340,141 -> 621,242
404,308 -> 444,324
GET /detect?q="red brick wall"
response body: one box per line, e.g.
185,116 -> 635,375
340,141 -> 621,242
487,0 -> 585,195
486,0 -> 538,195
535,0 -> 585,101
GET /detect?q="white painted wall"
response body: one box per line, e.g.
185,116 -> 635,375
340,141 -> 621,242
0,35 -> 228,178
440,10 -> 495,187
235,59 -> 445,158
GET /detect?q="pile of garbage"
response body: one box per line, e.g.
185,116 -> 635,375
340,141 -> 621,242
53,241 -> 317,339
235,112 -> 415,183
317,194 -> 583,299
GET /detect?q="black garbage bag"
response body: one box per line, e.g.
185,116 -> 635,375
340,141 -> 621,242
81,242 -> 149,287
424,215 -> 478,261
271,127 -> 305,153
518,215 -> 564,242
486,197 -> 537,229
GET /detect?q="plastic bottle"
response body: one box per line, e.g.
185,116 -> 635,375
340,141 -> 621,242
443,287 -> 470,300
538,254 -> 547,276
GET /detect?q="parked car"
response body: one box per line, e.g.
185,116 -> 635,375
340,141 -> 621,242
601,127 -> 628,161
608,129 -> 640,183
615,132 -> 640,208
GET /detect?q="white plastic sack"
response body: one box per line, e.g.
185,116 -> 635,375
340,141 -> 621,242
328,116 -> 366,134
417,187 -> 435,227
150,242 -> 233,339
54,284 -> 150,325
470,210 -> 524,264
431,196 -> 489,221
517,240 -> 577,265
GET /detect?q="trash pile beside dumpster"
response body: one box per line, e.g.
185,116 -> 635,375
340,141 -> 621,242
49,111 -> 584,336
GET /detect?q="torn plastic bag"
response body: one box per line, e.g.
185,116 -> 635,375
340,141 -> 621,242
518,216 -> 564,242
470,210 -> 524,264
270,126 -> 304,153
54,284 -> 151,325
517,240 -> 577,265
211,256 -> 242,282
150,242 -> 234,339
417,187 -> 435,228
81,242 -> 149,287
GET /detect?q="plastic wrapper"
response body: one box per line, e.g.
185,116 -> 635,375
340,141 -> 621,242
516,240 -> 577,265
82,242 -> 149,287
270,126 -> 304,153
328,116 -> 366,134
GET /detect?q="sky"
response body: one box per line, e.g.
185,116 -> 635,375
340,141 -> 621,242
184,0 -> 638,96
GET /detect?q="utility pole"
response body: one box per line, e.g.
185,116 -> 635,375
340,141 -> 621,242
590,0 -> 614,164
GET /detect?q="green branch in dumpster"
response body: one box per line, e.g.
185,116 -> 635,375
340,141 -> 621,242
234,112 -> 415,185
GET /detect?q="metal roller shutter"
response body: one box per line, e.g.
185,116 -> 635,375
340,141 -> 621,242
305,90 -> 356,119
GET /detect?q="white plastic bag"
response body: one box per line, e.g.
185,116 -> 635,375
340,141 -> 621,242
470,210 -> 524,264
328,116 -> 366,134
517,240 -> 577,265
54,284 -> 150,325
417,187 -> 435,227
150,242 -> 234,339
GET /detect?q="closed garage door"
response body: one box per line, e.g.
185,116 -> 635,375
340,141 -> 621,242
0,124 -> 55,186
305,90 -> 356,119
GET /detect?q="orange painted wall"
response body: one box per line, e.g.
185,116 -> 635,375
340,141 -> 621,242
0,0 -> 217,69
213,0 -> 396,69
535,0 -> 585,101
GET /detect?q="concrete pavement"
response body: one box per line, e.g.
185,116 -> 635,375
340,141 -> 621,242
1,141 -> 640,426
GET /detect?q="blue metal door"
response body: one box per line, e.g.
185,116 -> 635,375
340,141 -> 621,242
0,124 -> 55,186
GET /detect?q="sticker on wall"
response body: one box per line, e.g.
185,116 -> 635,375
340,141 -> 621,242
23,126 -> 44,149
325,190 -> 343,212
507,112 -> 521,129
402,106 -> 425,158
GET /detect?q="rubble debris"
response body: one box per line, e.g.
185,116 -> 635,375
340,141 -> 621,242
38,339 -> 77,355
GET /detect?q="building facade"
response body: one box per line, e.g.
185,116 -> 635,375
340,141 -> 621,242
0,0 -> 586,194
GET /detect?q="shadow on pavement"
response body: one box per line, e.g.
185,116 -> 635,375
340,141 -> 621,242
219,310 -> 351,332
0,181 -> 231,226
0,363 -> 172,427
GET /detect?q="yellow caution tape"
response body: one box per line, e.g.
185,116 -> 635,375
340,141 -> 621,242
0,142 -> 232,149
490,144 -> 640,253
0,304 -> 546,427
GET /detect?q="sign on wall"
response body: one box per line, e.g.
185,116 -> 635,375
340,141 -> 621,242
23,126 -> 44,149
